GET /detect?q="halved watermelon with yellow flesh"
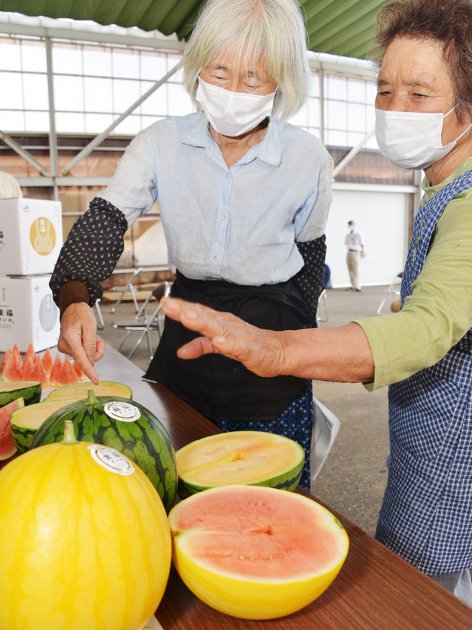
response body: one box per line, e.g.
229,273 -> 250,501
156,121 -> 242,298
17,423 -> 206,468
45,381 -> 132,402
0,381 -> 41,408
10,400 -> 72,454
0,397 -> 25,460
169,485 -> 349,620
176,431 -> 305,496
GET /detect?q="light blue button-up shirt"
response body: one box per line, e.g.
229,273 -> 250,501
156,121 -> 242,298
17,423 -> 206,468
101,112 -> 332,286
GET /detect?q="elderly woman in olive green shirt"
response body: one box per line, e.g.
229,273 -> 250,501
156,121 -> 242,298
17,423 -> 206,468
161,0 -> 472,606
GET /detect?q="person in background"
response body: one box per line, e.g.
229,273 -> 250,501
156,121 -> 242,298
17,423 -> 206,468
161,0 -> 472,605
344,219 -> 365,291
49,0 -> 333,490
0,171 -> 22,199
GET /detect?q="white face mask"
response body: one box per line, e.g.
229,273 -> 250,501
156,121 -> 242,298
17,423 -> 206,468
375,106 -> 472,170
196,78 -> 276,137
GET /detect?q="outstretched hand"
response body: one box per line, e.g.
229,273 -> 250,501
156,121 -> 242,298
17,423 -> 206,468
162,297 -> 287,378
57,302 -> 104,384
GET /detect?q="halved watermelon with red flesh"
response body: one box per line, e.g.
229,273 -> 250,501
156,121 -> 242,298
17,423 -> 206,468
2,350 -> 23,382
48,356 -> 63,387
42,348 -> 53,374
169,485 -> 349,620
0,397 -> 24,460
0,381 -> 41,408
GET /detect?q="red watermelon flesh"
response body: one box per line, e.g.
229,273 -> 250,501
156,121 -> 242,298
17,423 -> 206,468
42,349 -> 53,374
0,397 -> 24,460
72,360 -> 84,380
12,344 -> 23,370
58,357 -> 79,385
48,356 -> 63,387
2,351 -> 23,382
24,343 -> 35,361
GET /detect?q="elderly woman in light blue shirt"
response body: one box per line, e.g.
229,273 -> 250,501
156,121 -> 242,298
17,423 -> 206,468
51,0 -> 333,489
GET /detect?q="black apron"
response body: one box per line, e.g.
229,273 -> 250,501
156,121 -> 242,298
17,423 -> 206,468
144,271 -> 314,422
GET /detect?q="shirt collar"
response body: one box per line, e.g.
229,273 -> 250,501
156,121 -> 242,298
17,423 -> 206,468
180,113 -> 282,167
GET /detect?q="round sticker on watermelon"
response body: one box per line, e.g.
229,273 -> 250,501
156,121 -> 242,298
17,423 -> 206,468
104,401 -> 141,422
88,445 -> 135,476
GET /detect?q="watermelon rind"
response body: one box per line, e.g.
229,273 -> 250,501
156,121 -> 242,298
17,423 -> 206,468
10,400 -> 73,454
0,381 -> 41,408
0,397 -> 25,461
176,431 -> 305,497
45,381 -> 132,402
31,393 -> 177,512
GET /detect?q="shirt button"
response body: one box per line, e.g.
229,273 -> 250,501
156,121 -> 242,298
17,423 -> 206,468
220,214 -> 227,221
213,255 -> 219,261
225,173 -> 230,178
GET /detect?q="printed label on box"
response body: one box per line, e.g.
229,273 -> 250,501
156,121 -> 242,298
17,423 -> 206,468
30,217 -> 56,256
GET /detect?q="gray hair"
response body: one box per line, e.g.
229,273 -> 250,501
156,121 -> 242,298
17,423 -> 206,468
183,0 -> 310,120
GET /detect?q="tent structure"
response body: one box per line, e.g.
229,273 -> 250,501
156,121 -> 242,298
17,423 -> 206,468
0,0 -> 386,59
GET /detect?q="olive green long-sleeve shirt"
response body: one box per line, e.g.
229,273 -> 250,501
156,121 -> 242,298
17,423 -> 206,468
357,157 -> 472,391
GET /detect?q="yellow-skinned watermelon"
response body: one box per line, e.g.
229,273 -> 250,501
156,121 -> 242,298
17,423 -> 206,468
0,421 -> 171,629
31,390 -> 178,511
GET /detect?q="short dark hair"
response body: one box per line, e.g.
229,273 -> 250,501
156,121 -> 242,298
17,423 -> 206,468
375,0 -> 472,121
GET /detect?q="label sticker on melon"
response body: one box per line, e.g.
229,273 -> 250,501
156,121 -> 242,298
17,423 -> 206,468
88,445 -> 135,476
104,401 -> 141,422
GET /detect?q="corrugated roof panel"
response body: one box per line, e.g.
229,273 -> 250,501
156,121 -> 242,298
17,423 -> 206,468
0,0 -> 385,59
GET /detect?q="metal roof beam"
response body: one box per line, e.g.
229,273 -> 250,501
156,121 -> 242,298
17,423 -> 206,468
62,59 -> 183,175
332,128 -> 375,179
0,130 -> 50,176
0,17 -> 185,50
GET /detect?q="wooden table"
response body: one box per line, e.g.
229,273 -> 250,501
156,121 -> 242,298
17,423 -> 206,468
2,345 -> 471,629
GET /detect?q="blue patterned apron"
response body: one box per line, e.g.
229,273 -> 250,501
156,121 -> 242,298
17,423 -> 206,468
375,169 -> 472,575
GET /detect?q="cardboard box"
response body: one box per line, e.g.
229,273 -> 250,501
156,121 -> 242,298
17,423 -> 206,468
0,275 -> 60,352
0,198 -> 63,275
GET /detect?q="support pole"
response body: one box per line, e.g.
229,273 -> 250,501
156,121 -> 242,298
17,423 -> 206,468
45,37 -> 59,199
62,60 -> 183,175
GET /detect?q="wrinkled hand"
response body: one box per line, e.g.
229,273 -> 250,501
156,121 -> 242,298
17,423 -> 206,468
57,302 -> 104,384
162,298 -> 286,378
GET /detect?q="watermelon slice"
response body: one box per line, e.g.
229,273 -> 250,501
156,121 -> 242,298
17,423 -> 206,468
10,400 -> 73,454
0,381 -> 41,408
0,397 -> 25,460
42,349 -> 53,374
2,350 -> 23,382
48,355 -> 63,387
24,343 -> 35,361
45,381 -> 132,402
169,485 -> 349,620
176,431 -> 305,496
57,357 -> 79,386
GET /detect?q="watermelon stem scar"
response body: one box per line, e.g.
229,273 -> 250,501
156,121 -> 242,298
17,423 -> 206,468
62,420 -> 78,444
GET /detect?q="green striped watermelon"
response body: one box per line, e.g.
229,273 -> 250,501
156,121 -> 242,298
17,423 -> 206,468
176,431 -> 305,496
0,381 -> 41,408
31,391 -> 178,512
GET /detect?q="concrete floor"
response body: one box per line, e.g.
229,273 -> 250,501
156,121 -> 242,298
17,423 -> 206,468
98,284 -> 393,535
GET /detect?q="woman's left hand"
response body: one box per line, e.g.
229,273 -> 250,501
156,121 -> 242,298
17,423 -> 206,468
162,297 -> 286,378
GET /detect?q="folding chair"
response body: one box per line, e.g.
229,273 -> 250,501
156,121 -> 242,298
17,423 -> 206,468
93,299 -> 105,331
112,281 -> 171,360
376,272 -> 403,315
109,267 -> 143,314
317,289 -> 328,322
310,397 -> 341,489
